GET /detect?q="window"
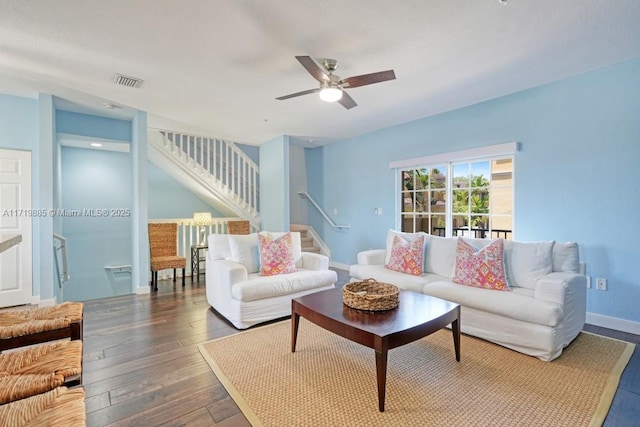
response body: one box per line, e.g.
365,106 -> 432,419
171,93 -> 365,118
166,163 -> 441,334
401,166 -> 447,234
393,143 -> 515,239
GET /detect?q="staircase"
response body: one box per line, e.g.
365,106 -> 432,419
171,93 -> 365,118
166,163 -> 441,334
146,129 -> 331,257
291,224 -> 326,256
147,128 -> 259,227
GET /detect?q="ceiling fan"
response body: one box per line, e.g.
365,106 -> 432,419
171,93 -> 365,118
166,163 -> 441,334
276,56 -> 396,109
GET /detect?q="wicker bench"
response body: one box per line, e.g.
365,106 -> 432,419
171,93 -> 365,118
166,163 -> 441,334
0,302 -> 83,352
0,386 -> 86,426
0,340 -> 83,405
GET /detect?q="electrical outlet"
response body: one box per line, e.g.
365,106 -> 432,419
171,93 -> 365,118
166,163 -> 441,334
596,278 -> 607,291
586,276 -> 591,288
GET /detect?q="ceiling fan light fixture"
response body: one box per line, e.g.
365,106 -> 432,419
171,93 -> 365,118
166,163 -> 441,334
319,85 -> 343,103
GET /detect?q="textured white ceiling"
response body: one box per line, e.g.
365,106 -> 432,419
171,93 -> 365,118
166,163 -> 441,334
1,0 -> 639,146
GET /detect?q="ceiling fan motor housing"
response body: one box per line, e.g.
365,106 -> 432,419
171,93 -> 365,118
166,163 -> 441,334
322,59 -> 338,73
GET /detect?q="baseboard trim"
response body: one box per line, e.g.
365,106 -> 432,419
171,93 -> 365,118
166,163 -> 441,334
136,286 -> 151,295
586,312 -> 640,335
37,298 -> 56,307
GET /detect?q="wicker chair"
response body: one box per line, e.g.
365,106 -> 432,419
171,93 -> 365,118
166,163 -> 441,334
227,220 -> 250,235
0,386 -> 86,427
148,222 -> 186,291
0,340 -> 83,404
0,301 -> 83,352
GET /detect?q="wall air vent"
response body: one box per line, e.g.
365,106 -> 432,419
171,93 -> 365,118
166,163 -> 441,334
113,73 -> 143,88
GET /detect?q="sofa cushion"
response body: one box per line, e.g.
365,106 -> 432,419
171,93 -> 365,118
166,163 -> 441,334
384,229 -> 426,265
231,269 -> 337,302
424,234 -> 457,278
552,242 -> 579,273
349,264 -> 433,294
208,233 -> 231,260
228,233 -> 260,274
423,280 -> 563,327
453,238 -> 509,291
504,240 -> 554,289
385,235 -> 425,276
258,232 -> 297,276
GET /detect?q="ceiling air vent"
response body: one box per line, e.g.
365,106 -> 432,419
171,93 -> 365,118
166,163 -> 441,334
113,73 -> 143,88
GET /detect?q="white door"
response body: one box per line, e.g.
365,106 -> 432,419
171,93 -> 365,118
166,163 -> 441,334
0,149 -> 32,307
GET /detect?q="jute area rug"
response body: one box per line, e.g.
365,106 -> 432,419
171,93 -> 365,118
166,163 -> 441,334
199,320 -> 634,427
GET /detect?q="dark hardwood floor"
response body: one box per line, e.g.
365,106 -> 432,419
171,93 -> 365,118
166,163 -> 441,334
82,277 -> 248,426
81,270 -> 640,426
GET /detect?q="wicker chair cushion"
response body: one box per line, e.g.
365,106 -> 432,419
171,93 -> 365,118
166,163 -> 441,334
0,386 -> 86,426
150,256 -> 187,271
0,302 -> 83,339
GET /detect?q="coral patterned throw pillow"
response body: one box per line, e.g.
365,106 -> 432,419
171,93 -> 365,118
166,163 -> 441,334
258,232 -> 298,276
384,235 -> 425,276
453,238 -> 510,291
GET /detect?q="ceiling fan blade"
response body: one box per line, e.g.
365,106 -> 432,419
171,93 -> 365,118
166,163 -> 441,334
276,88 -> 320,100
341,70 -> 396,88
296,56 -> 330,82
338,91 -> 357,109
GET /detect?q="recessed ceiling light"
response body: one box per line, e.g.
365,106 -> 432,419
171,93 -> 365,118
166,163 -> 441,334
90,143 -> 103,148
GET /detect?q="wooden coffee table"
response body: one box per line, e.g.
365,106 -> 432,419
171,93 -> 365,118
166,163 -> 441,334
291,287 -> 460,412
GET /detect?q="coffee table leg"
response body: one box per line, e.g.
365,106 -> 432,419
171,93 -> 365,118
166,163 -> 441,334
375,350 -> 388,412
452,318 -> 461,362
291,312 -> 300,353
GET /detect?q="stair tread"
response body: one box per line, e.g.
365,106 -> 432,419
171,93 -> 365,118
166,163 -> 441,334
302,247 -> 321,253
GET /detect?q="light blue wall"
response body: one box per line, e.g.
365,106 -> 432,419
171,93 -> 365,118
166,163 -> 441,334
0,94 -> 38,148
38,94 -> 56,302
259,135 -> 290,231
131,111 -> 148,292
147,162 -> 224,219
55,111 -> 135,300
308,57 -> 640,324
61,147 -> 133,301
56,110 -> 131,141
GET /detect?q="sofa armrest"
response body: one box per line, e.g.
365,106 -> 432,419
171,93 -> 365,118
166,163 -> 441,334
356,249 -> 386,265
300,252 -> 330,271
208,259 -> 248,286
205,259 -> 248,310
534,272 -> 586,306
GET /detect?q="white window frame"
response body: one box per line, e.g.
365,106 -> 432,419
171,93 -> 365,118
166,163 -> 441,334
391,142 -> 518,238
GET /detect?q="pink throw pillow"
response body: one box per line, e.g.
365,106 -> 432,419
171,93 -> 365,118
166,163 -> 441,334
258,232 -> 297,276
453,238 -> 510,291
385,235 -> 425,276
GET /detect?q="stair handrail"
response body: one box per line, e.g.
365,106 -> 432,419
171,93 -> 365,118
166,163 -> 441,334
298,191 -> 350,230
53,233 -> 70,285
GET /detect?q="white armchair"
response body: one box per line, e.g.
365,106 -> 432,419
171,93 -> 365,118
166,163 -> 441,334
205,231 -> 337,329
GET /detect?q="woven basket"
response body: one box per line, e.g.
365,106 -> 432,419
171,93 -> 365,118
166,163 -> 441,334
343,279 -> 399,311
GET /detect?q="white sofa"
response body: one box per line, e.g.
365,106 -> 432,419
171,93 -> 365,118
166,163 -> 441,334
205,231 -> 337,329
349,231 -> 587,361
